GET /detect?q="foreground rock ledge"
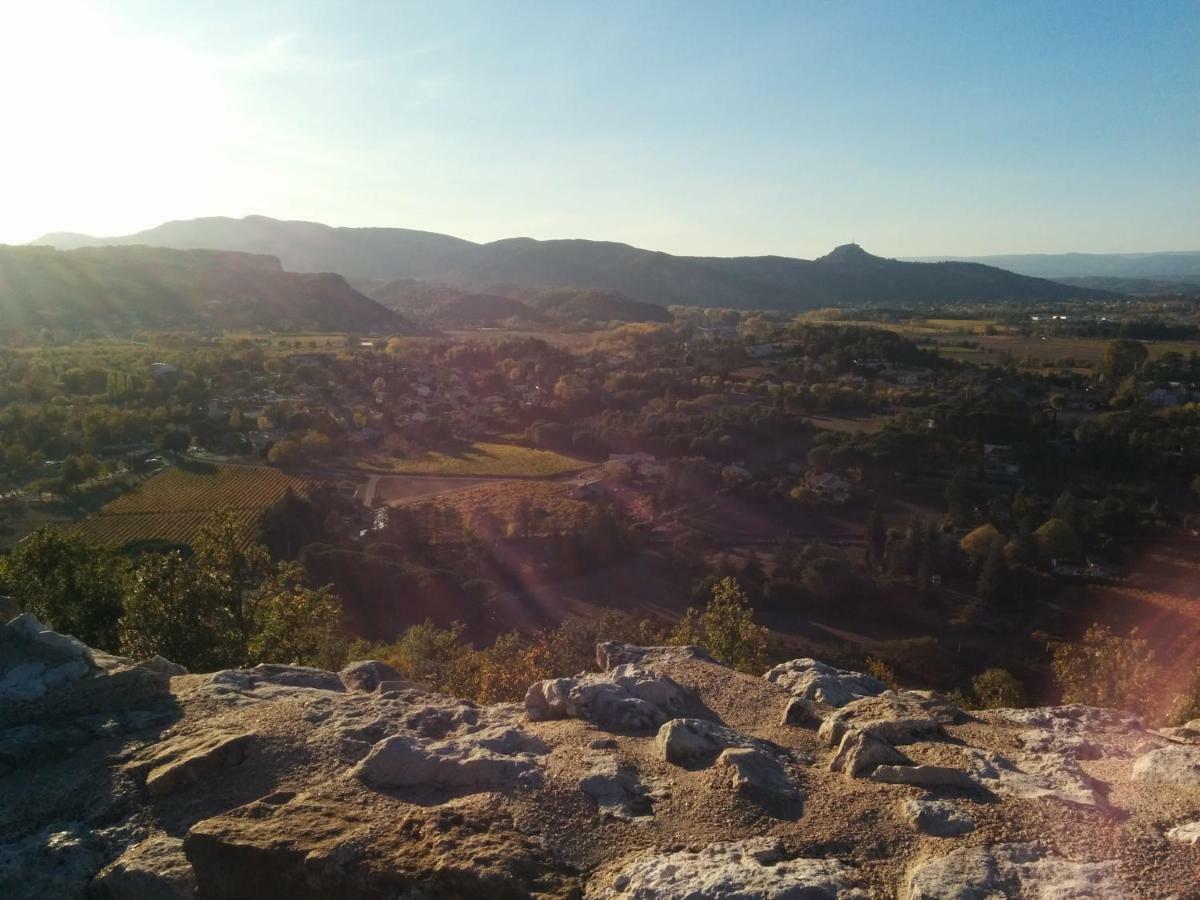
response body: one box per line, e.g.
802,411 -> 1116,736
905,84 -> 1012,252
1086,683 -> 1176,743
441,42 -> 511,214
2,618 -> 1197,898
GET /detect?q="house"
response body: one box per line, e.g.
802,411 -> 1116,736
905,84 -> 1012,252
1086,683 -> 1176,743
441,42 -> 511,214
983,444 -> 1020,481
148,362 -> 179,380
1051,558 -> 1088,578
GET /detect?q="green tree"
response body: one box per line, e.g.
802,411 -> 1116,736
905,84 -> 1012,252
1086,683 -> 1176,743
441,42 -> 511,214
960,523 -> 1003,567
1101,339 -> 1148,380
971,668 -> 1026,709
976,538 -> 1008,605
865,505 -> 886,573
1033,517 -> 1083,561
1051,624 -> 1155,712
0,530 -> 126,650
668,576 -> 768,674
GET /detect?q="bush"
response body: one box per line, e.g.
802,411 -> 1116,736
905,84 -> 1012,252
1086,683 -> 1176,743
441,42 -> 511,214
1050,624 -> 1155,713
669,576 -> 768,674
970,668 -> 1027,709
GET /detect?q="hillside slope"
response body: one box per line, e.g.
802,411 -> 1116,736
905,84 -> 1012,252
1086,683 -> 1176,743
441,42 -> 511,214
5,620 -> 1200,898
0,245 -> 407,335
908,250 -> 1200,283
33,217 -> 1112,309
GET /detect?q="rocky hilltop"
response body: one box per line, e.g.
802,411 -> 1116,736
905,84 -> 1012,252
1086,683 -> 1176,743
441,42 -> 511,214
3,613 -> 1200,898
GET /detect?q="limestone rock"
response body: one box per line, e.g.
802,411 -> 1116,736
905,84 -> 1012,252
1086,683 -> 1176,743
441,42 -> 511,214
829,729 -> 910,778
140,656 -> 188,679
184,793 -> 574,899
90,833 -> 196,899
139,731 -> 256,798
1131,744 -> 1200,787
1157,718 -> 1200,744
0,820 -> 144,900
1000,705 -> 1144,760
655,718 -> 764,765
579,755 -> 664,820
963,748 -> 1108,809
337,659 -> 402,692
194,664 -> 345,705
587,838 -> 868,899
818,690 -> 962,748
715,747 -> 801,804
1167,821 -> 1200,846
763,658 -> 886,708
351,723 -> 546,792
906,842 -> 1126,899
781,695 -> 821,727
901,799 -> 975,837
872,764 -> 978,792
596,642 -> 711,671
525,665 -> 689,732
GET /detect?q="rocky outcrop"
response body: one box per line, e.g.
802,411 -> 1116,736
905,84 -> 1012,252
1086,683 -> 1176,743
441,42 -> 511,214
4,623 -> 1198,899
351,722 -> 547,792
763,658 -> 886,707
901,799 -> 975,837
1131,744 -> 1200,786
90,834 -> 195,900
578,755 -> 664,821
525,665 -> 689,731
588,838 -> 868,899
906,842 -> 1125,899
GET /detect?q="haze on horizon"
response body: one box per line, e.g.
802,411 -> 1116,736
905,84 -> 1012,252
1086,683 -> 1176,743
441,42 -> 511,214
2,0 -> 1197,258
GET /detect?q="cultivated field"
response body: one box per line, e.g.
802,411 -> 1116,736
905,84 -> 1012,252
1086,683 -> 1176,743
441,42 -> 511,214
356,442 -> 590,477
410,481 -> 593,535
64,463 -> 319,548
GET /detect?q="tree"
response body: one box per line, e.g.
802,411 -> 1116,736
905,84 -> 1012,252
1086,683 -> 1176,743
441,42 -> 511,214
1101,339 -> 1148,380
865,505 -> 886,573
668,576 -> 768,673
1051,624 -> 1155,713
161,429 -> 190,453
1033,517 -> 1082,561
976,538 -> 1008,605
971,668 -> 1026,709
0,530 -> 126,650
960,523 -> 1004,567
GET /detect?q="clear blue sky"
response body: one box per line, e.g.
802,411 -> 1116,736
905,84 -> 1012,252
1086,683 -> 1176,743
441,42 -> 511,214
3,0 -> 1197,256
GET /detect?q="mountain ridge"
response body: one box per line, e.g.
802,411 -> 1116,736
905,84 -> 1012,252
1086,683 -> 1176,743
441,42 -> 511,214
31,217 -> 1114,309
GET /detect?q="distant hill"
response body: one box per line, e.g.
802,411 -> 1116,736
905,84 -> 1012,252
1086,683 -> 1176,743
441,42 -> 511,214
523,288 -> 673,323
0,245 -> 407,337
907,251 -> 1200,284
1052,276 -> 1200,296
32,216 -> 1112,310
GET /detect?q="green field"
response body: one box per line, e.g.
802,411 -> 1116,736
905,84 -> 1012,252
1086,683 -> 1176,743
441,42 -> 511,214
355,442 -> 591,477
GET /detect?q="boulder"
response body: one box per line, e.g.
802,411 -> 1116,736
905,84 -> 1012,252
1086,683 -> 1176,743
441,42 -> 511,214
818,691 -> 962,748
781,696 -> 821,727
1166,821 -> 1200,846
192,665 -> 344,705
587,838 -> 868,899
1131,744 -> 1200,787
89,833 -> 196,899
901,799 -> 975,837
350,723 -> 546,792
829,729 -> 910,778
337,659 -> 402,693
1000,705 -> 1144,760
595,642 -> 711,671
871,765 -> 978,792
763,658 -> 886,708
0,820 -> 145,900
655,718 -> 762,765
715,747 -> 801,804
525,665 -> 689,732
139,731 -> 256,798
1157,718 -> 1200,744
906,842 -> 1126,899
578,756 -> 663,821
963,748 -> 1108,809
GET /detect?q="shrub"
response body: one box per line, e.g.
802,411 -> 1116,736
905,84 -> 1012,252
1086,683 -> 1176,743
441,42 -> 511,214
1050,624 -> 1155,713
669,576 -> 768,674
970,668 -> 1027,709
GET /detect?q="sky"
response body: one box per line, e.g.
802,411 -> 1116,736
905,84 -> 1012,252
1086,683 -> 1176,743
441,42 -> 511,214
1,0 -> 1197,257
